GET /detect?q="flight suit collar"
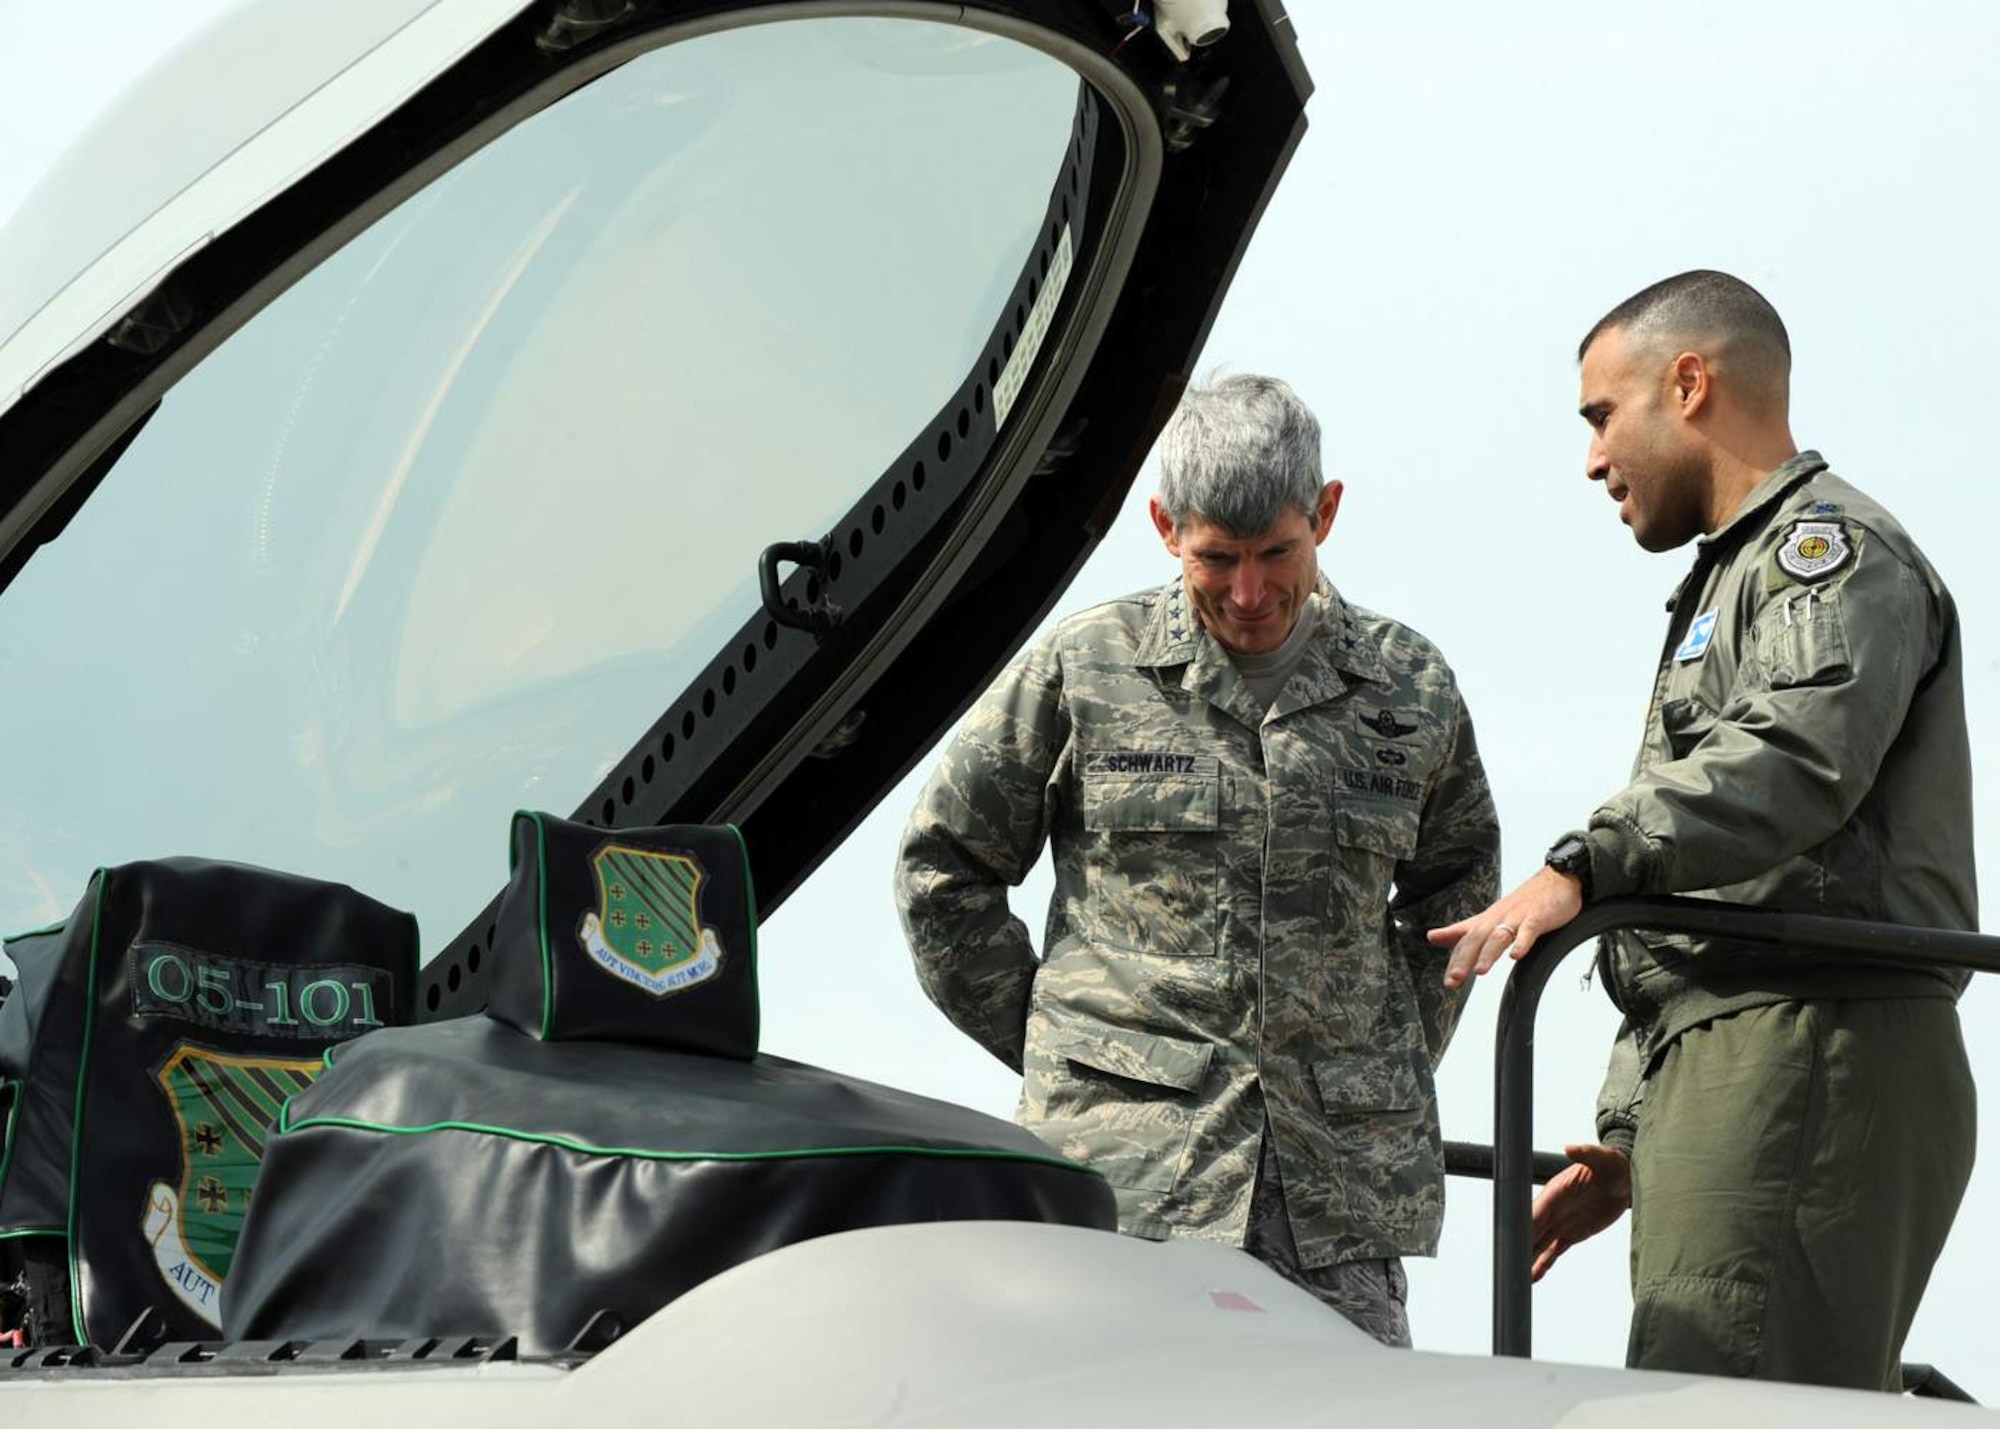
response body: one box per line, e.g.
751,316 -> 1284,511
1698,450 -> 1829,551
1660,452 -> 1829,615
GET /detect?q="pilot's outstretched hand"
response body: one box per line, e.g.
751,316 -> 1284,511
1427,865 -> 1584,990
1529,1143 -> 1632,1282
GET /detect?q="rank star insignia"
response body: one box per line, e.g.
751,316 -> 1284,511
1776,519 -> 1853,581
577,844 -> 726,998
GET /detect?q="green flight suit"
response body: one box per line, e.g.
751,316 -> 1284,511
896,576 -> 1499,1271
1578,452 -> 1978,1389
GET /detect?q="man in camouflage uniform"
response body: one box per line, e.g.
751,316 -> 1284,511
1434,271 -> 1977,1390
897,375 -> 1500,1345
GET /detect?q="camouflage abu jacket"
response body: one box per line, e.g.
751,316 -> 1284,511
1588,452 -> 1977,1151
896,574 -> 1499,1266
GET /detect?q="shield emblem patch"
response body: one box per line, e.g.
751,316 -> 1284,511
142,1044 -> 321,1325
1776,519 -> 1853,581
577,844 -> 725,998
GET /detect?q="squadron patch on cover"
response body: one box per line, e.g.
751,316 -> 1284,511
143,1043 -> 322,1326
1776,520 -> 1853,582
578,844 -> 724,998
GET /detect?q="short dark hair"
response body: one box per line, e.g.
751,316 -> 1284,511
1578,269 -> 1791,366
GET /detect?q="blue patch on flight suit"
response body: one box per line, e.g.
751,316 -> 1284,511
1674,609 -> 1719,663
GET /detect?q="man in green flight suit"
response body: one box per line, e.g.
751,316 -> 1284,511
1432,271 -> 1977,1390
897,374 -> 1500,1345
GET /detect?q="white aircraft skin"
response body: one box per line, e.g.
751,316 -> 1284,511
0,1222 -> 1982,1425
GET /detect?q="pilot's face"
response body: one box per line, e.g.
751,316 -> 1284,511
1151,483 -> 1341,654
1579,327 -> 1708,552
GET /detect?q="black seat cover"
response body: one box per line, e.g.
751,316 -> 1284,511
0,860 -> 418,1345
225,813 -> 1113,1351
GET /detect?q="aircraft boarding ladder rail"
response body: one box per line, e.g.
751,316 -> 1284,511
1458,895 -> 2000,1402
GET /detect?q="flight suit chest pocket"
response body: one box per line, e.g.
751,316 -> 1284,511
1082,762 -> 1223,958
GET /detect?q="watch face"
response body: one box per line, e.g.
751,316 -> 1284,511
1546,839 -> 1587,871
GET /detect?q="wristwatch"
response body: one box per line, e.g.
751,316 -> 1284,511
1543,833 -> 1594,902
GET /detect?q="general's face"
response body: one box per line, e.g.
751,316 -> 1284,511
1578,327 -> 1709,552
1152,484 -> 1341,654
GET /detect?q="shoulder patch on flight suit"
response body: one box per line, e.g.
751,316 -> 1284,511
1768,518 -> 1858,592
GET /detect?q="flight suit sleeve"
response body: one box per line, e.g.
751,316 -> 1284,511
1392,687 -> 1501,1065
1583,536 -> 1936,899
1593,1018 -> 1644,1155
894,634 -> 1069,1072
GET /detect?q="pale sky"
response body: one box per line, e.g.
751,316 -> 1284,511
3,0 -> 1997,1396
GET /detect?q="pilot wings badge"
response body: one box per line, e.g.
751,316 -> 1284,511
1358,706 -> 1421,740
577,844 -> 724,997
142,1043 -> 321,1326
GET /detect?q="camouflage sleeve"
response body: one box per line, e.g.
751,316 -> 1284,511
1593,1018 -> 1644,1155
894,633 -> 1069,1072
1586,542 -> 1933,898
1391,685 -> 1501,1066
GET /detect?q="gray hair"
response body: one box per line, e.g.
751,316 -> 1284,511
1155,374 -> 1324,535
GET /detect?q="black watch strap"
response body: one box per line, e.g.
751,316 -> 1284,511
1544,833 -> 1594,902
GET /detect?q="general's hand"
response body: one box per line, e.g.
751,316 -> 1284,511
1426,866 -> 1583,990
1529,1143 -> 1632,1282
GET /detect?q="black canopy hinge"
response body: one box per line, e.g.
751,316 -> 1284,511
535,0 -> 640,54
1159,72 -> 1229,153
759,540 -> 843,638
106,281 -> 196,356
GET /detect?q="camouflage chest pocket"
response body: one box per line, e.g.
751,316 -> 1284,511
1332,763 -> 1425,873
1081,754 -> 1223,958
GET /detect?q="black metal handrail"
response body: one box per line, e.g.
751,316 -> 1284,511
1492,895 -> 2000,1359
1444,1140 -> 1569,1187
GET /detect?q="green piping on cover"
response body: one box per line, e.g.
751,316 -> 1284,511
275,1109 -> 1105,1179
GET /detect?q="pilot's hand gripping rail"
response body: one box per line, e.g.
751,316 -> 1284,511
1490,896 -> 2000,1361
